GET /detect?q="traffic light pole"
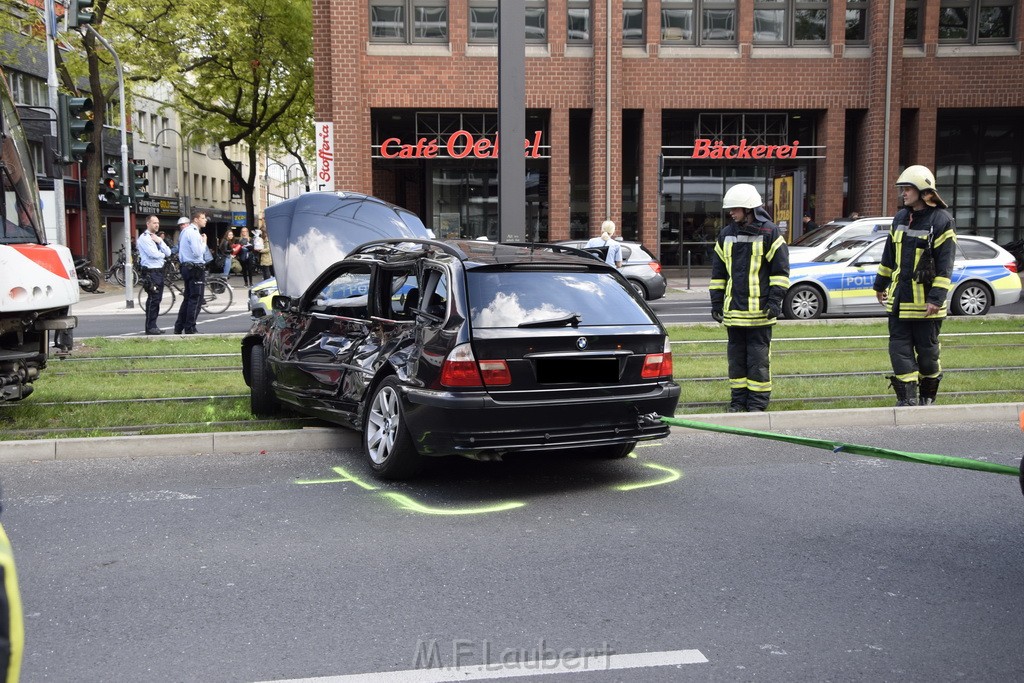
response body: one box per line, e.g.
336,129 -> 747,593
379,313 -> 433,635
44,0 -> 67,246
85,26 -> 134,308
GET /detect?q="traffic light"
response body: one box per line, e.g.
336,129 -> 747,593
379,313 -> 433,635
100,164 -> 121,205
68,0 -> 96,28
57,93 -> 94,163
130,160 -> 150,202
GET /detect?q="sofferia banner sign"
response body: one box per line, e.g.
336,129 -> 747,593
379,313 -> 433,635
314,121 -> 334,192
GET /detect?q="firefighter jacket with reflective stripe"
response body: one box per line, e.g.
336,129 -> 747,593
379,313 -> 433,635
873,207 -> 957,319
710,209 -> 790,327
0,523 -> 23,683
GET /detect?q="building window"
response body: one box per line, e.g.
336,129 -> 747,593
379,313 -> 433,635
845,0 -> 867,43
623,0 -> 645,44
661,1 -> 737,45
369,1 -> 448,43
567,0 -> 591,44
904,0 -> 922,43
7,71 -> 46,106
468,1 -> 547,44
939,0 -> 1015,44
753,0 -> 828,45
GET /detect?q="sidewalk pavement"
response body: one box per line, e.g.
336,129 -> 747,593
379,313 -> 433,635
74,275 -> 252,315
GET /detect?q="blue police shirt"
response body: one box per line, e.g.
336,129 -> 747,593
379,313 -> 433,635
177,224 -> 206,265
137,232 -> 171,268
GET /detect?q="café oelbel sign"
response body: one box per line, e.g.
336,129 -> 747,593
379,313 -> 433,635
691,138 -> 801,160
379,130 -> 544,159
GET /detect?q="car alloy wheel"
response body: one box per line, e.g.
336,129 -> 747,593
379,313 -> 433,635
951,282 -> 991,316
784,284 -> 823,319
364,376 -> 421,479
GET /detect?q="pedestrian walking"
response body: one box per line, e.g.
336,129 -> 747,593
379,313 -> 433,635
137,215 -> 171,335
173,212 -> 208,335
709,184 -> 790,412
218,229 -> 235,277
873,165 -> 957,406
585,220 -> 623,268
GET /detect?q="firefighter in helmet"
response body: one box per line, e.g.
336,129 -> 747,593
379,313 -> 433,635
873,165 -> 957,406
709,184 -> 790,412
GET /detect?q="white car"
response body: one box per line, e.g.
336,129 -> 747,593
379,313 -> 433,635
784,234 -> 1022,319
788,216 -> 893,263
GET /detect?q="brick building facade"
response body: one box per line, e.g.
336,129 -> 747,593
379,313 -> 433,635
312,0 -> 1024,265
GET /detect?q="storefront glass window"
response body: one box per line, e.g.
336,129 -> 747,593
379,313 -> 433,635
661,1 -> 737,45
939,1 -> 1015,44
370,1 -> 448,44
753,0 -> 829,46
468,1 -> 548,43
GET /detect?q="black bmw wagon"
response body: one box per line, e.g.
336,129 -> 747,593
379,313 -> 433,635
242,193 -> 679,479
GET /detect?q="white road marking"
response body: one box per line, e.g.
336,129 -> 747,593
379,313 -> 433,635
259,649 -> 708,683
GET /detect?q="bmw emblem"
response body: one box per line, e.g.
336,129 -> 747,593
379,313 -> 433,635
576,337 -> 588,350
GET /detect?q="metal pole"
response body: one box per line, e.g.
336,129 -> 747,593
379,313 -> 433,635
497,1 -> 525,242
86,26 -> 133,308
154,128 -> 191,219
44,0 -> 67,246
606,0 -> 612,221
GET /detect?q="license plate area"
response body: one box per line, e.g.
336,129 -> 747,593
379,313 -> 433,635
534,357 -> 620,384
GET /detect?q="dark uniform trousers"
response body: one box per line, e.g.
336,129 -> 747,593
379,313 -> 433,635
727,325 -> 773,412
174,263 -> 206,334
142,267 -> 165,331
888,315 -> 942,380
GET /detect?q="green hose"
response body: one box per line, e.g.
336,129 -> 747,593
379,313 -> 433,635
660,416 -> 1022,481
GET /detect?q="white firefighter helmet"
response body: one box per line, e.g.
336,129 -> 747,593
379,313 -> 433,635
722,184 -> 763,210
896,165 -> 947,208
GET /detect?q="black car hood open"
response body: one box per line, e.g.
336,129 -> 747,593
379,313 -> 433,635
265,191 -> 431,297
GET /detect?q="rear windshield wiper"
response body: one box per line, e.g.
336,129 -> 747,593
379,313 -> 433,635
518,313 -> 582,328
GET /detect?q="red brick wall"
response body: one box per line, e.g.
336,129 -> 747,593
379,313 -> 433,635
314,0 -> 1024,236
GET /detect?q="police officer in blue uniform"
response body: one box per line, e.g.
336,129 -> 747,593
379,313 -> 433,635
137,215 -> 172,335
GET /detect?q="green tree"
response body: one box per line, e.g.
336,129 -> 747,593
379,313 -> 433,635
109,0 -> 313,230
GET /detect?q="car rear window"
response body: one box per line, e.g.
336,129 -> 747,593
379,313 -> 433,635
467,270 -> 655,328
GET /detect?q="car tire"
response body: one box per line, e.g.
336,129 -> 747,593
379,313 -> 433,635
249,344 -> 279,417
950,281 -> 991,316
628,279 -> 649,300
784,284 -> 824,320
364,376 -> 422,480
588,441 -> 637,459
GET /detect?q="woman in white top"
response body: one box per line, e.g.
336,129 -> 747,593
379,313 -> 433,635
585,220 -> 623,268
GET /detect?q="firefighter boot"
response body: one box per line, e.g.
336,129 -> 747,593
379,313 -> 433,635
887,375 -> 919,407
728,388 -> 748,413
919,375 -> 942,406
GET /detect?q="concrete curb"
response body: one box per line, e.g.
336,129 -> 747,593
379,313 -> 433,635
3,404 -> 1020,464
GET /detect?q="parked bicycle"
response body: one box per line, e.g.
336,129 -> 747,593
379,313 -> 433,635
138,273 -> 233,316
103,246 -> 140,287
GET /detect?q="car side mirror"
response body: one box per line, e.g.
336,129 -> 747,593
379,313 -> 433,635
271,295 -> 292,312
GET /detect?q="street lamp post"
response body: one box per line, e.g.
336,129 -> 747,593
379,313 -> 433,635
265,160 -> 287,206
153,128 -> 200,218
286,163 -> 306,198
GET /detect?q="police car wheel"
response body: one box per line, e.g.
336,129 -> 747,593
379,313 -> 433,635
784,284 -> 823,320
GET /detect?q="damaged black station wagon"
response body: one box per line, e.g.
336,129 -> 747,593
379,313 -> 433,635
242,192 -> 680,479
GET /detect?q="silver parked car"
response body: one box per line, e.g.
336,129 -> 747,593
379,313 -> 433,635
556,239 -> 668,300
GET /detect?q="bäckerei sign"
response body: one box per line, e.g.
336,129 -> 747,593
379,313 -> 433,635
379,130 -> 544,159
691,138 -> 801,160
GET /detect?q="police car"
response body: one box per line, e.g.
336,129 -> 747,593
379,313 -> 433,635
783,234 -> 1021,319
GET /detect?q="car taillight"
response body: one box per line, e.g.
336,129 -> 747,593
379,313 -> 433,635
648,261 -> 662,274
641,339 -> 674,379
1005,261 -> 1018,274
439,344 -> 511,387
440,344 -> 484,387
478,360 -> 512,386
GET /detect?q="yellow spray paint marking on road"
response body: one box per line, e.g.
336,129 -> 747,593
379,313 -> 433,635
381,492 -> 526,515
614,462 -> 682,491
295,454 -> 684,514
295,466 -> 379,490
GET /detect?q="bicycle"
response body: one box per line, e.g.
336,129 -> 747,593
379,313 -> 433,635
138,272 -> 233,317
104,245 -> 140,287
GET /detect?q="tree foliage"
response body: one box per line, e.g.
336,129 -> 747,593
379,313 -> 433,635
109,0 -> 313,228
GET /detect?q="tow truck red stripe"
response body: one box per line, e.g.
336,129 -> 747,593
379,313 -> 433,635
9,244 -> 71,280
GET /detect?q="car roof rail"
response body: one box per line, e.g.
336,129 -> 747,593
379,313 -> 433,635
350,238 -> 467,260
500,241 -> 602,261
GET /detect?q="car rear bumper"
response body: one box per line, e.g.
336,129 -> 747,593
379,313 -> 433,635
401,383 -> 680,456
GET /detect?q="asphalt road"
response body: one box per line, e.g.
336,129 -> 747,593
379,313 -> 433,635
3,421 -> 1022,681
